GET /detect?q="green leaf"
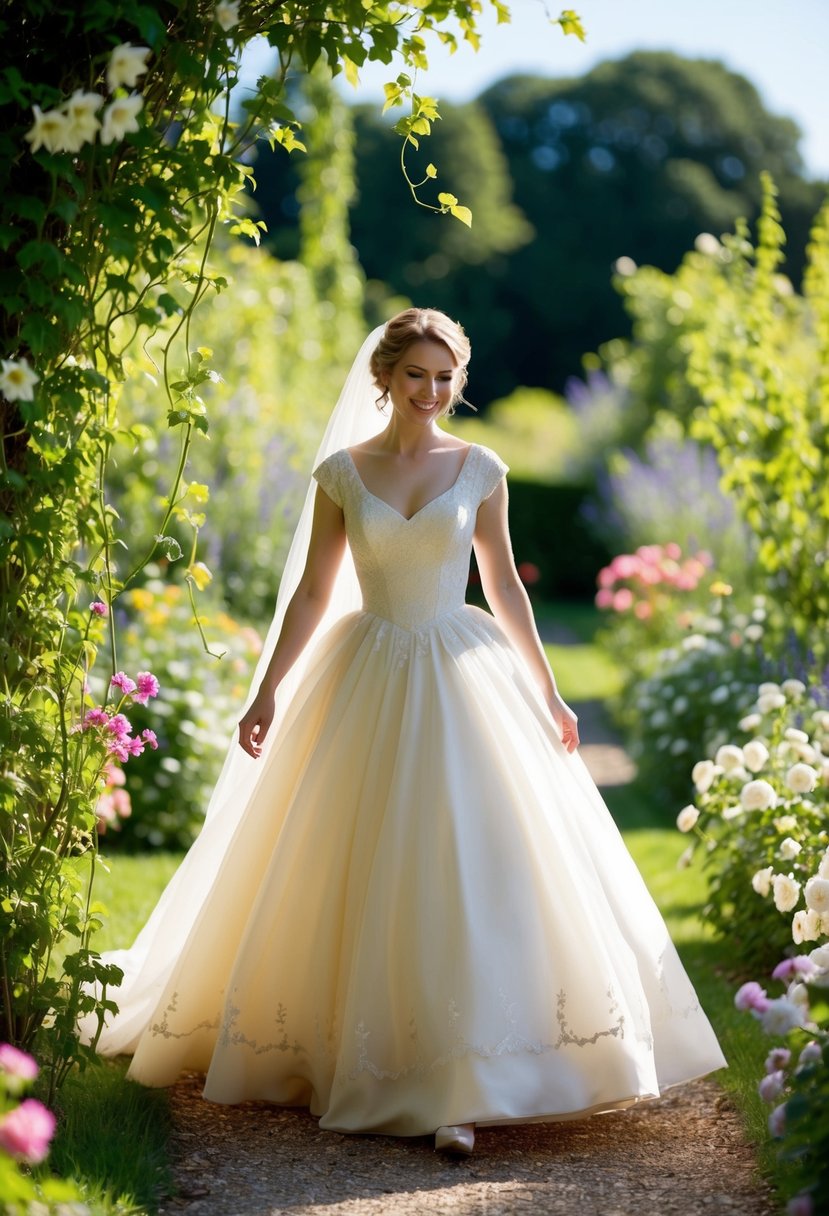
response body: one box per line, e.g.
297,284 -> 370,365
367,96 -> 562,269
558,9 -> 587,41
425,163 -> 437,179
154,535 -> 183,562
450,205 -> 473,228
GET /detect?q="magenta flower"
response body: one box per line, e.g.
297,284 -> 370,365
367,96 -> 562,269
111,671 -> 137,696
734,981 -> 769,1013
757,1070 -> 785,1103
90,600 -> 109,617
141,728 -> 159,750
772,957 -> 817,983
105,713 -> 132,739
105,738 -> 130,764
765,1046 -> 791,1074
82,707 -> 109,729
133,670 -> 160,705
0,1097 -> 56,1164
0,1044 -> 38,1085
126,735 -> 145,757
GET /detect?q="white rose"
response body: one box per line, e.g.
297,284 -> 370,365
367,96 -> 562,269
682,634 -> 707,651
780,837 -> 802,861
782,679 -> 807,698
772,873 -> 801,913
739,713 -> 762,732
745,623 -> 764,642
725,766 -> 750,784
791,743 -> 818,764
24,104 -> 70,154
761,997 -> 805,1036
792,908 -> 821,944
743,739 -> 770,772
818,848 -> 829,879
676,805 -> 700,833
788,982 -> 810,1011
786,763 -> 818,794
101,94 -> 144,144
741,779 -> 778,812
692,759 -> 719,793
774,815 -> 798,833
715,745 -> 744,772
695,232 -> 721,255
722,805 -> 743,820
804,876 -> 829,915
809,943 -> 829,971
751,866 -> 774,897
758,682 -> 781,696
106,42 -> 151,92
0,357 -> 39,402
758,691 -> 786,713
785,728 -> 810,744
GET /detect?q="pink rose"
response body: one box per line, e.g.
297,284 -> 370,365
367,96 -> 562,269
597,566 -> 615,589
610,553 -> 638,580
634,601 -> 653,620
734,981 -> 769,1013
757,1070 -> 785,1103
0,1098 -> 56,1164
0,1044 -> 38,1084
765,1047 -> 791,1074
595,588 -> 614,609
664,541 -> 682,560
612,588 -> 634,613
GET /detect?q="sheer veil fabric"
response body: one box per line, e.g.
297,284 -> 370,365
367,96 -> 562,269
79,325 -> 389,1055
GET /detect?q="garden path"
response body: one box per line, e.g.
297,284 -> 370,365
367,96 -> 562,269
158,626 -> 776,1216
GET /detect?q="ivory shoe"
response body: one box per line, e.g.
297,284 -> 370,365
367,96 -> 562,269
434,1123 -> 475,1155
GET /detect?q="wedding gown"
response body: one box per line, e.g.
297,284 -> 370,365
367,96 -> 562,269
86,441 -> 725,1136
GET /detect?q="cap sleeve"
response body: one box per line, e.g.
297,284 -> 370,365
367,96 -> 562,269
476,445 -> 509,501
312,451 -> 346,508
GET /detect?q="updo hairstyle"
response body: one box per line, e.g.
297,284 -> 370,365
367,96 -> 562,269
370,307 -> 472,415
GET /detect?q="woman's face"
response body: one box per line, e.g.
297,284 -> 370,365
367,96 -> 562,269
384,340 -> 457,425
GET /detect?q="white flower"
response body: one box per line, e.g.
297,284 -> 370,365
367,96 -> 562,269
759,682 -> 781,695
786,763 -> 818,794
788,982 -> 810,1012
740,779 -> 778,812
215,0 -> 241,30
0,357 -> 39,402
682,633 -> 707,651
804,876 -> 829,915
774,815 -> 798,833
818,848 -> 829,879
61,89 -> 103,151
790,743 -> 817,764
669,738 -> 689,755
676,805 -> 699,833
761,998 -> 805,1036
677,845 -> 694,870
809,943 -> 829,971
672,696 -> 689,715
692,759 -> 719,793
768,1102 -> 786,1138
745,623 -> 764,642
772,873 -> 801,913
782,679 -> 806,698
24,104 -> 70,154
758,691 -> 786,713
106,42 -> 151,92
739,713 -> 762,732
725,765 -> 750,784
792,908 -> 821,944
101,94 -> 144,144
711,684 -> 730,704
780,837 -> 802,861
752,866 -> 774,897
798,1041 -> 822,1066
715,744 -> 744,772
743,739 -> 770,772
785,728 -> 810,744
722,805 -> 744,820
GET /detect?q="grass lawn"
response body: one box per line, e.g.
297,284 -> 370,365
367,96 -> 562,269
42,599 -> 782,1211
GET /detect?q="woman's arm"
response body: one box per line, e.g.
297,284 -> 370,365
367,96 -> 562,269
237,485 -> 346,758
473,478 -> 580,753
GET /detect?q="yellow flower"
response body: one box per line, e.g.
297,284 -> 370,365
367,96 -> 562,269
709,580 -> 732,596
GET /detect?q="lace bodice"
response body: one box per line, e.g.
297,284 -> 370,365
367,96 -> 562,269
313,444 -> 508,630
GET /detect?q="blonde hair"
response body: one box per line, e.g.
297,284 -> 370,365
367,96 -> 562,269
370,307 -> 472,414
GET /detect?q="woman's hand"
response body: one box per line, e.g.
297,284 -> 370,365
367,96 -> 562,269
237,689 -> 276,759
547,691 -> 580,754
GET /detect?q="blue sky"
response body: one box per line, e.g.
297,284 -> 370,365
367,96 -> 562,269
240,0 -> 829,179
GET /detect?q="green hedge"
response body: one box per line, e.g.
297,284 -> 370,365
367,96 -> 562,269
506,478 -> 610,600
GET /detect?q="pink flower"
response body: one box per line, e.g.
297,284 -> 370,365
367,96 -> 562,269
765,1046 -> 791,1073
664,541 -> 682,560
768,1102 -> 787,1138
90,600 -> 108,617
0,1044 -> 38,1084
633,601 -> 653,621
110,671 -> 137,695
612,588 -> 634,613
105,713 -> 131,739
636,565 -> 661,586
597,566 -> 615,589
96,792 -> 117,828
595,588 -> 614,610
772,957 -> 817,983
636,544 -> 662,565
82,707 -> 109,729
133,670 -> 160,705
0,1098 -> 56,1164
757,1070 -> 785,1103
787,1195 -> 814,1216
734,981 -> 769,1013
798,1041 -> 822,1067
112,788 -> 131,818
141,728 -> 159,750
126,735 -> 145,756
610,553 -> 638,580
106,739 -> 130,764
674,572 -> 699,591
103,761 -> 127,788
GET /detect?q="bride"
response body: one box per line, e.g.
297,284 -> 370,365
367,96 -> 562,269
84,308 -> 726,1156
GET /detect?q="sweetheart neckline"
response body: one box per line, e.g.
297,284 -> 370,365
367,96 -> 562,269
343,445 -> 477,523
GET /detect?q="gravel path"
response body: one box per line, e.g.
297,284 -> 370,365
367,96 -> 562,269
156,625 -> 776,1215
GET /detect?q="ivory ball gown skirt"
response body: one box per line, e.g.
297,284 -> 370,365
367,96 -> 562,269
83,444 -> 726,1136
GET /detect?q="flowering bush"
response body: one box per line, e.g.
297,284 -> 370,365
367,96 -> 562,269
0,1045 -> 84,1213
595,541 -> 714,651
736,948 -> 829,1215
609,588 -> 771,803
105,578 -> 262,850
677,679 -> 829,971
